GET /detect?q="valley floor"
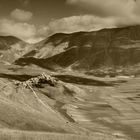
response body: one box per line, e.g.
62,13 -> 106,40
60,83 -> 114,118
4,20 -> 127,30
0,65 -> 139,140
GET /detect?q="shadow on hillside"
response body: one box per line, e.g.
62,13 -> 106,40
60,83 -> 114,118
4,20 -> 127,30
14,47 -> 79,70
0,73 -> 34,81
0,73 -> 114,86
54,75 -> 113,86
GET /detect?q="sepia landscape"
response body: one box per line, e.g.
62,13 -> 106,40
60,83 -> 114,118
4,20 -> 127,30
0,0 -> 140,140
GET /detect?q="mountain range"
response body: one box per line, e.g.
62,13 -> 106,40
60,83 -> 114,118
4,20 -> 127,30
10,25 -> 140,76
0,25 -> 140,140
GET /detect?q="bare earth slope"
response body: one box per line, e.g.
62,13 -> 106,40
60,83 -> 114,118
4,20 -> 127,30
15,25 -> 140,75
0,36 -> 33,63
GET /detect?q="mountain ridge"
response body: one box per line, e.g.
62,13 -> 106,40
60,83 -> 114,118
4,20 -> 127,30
14,25 -> 140,76
0,35 -> 34,63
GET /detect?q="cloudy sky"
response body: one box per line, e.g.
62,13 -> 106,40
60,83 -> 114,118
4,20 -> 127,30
0,0 -> 139,43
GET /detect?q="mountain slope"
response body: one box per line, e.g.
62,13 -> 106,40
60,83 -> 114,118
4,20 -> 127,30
0,36 -> 21,50
15,25 -> 140,74
0,36 -> 33,63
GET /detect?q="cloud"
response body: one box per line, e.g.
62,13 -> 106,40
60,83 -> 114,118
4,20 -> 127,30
1,8 -> 39,43
2,0 -> 140,44
67,0 -> 135,17
67,0 -> 140,27
0,15 -> 117,43
0,19 -> 38,43
11,9 -> 33,21
38,15 -> 116,37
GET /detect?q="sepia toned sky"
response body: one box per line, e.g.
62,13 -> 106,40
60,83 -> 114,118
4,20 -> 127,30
0,0 -> 139,43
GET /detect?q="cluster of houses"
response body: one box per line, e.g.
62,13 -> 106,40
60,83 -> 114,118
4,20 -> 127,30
14,73 -> 58,88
